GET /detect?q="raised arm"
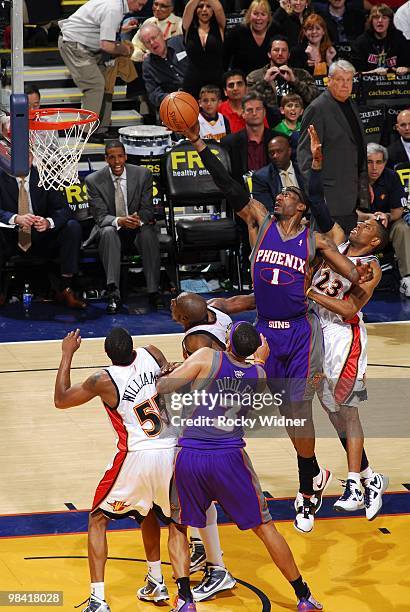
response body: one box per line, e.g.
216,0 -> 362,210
307,124 -> 346,245
182,0 -> 201,31
181,123 -> 268,247
309,260 -> 381,320
54,329 -> 113,409
208,0 -> 226,33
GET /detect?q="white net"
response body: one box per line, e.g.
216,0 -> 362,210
29,109 -> 99,191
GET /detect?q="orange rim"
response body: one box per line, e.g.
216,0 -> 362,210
29,107 -> 99,130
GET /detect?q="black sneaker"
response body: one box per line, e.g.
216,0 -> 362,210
84,133 -> 105,145
192,564 -> 236,601
189,539 -> 206,574
106,293 -> 121,314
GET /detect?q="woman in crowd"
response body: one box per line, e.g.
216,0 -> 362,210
351,3 -> 410,74
290,13 -> 337,76
271,0 -> 312,48
182,0 -> 226,98
224,0 -> 275,76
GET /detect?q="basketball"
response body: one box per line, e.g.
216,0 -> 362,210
159,91 -> 199,132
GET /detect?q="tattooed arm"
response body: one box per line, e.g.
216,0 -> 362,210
54,329 -> 114,409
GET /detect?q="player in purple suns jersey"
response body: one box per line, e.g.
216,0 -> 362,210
139,290 -> 235,603
178,121 -> 374,534
211,127 -> 390,527
157,322 -> 324,611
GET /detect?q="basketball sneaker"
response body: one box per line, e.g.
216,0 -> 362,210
170,595 -> 197,611
334,478 -> 364,512
192,564 -> 236,601
312,467 -> 333,512
294,493 -> 316,533
297,593 -> 323,610
363,472 -> 389,520
189,538 -> 206,573
137,573 -> 169,602
81,595 -> 110,612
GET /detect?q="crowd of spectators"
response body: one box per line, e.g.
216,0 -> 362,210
1,0 -> 410,309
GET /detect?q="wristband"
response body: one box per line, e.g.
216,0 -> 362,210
306,286 -> 314,298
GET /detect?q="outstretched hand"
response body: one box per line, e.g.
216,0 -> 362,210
308,124 -> 323,168
62,329 -> 81,356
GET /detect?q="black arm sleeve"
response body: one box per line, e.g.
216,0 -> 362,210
308,168 -> 335,233
198,146 -> 251,212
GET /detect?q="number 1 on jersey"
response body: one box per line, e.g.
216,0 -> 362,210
271,268 -> 280,285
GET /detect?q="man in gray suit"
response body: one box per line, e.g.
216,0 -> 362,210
297,60 -> 369,235
86,140 -> 161,313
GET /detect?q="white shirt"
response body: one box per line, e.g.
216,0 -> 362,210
279,161 -> 299,189
10,175 -> 54,229
394,1 -> 410,40
59,0 -> 129,50
110,167 -> 128,230
401,137 -> 410,161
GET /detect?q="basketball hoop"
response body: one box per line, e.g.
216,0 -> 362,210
29,108 -> 100,190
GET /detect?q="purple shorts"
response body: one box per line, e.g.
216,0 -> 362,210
256,311 -> 323,402
170,447 -> 272,530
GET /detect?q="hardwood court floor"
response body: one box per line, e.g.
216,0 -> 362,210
0,323 -> 409,611
1,517 -> 409,611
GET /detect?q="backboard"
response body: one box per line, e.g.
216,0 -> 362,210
0,0 -> 29,176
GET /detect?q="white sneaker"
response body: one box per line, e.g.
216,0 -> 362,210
294,493 -> 316,533
363,473 -> 389,520
313,467 -> 333,512
137,573 -> 169,602
192,564 -> 236,601
82,595 -> 110,612
334,479 -> 364,512
400,276 -> 410,298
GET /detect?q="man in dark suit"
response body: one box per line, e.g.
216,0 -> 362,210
0,164 -> 84,308
387,110 -> 410,168
252,134 -> 304,213
297,59 -> 369,235
220,92 -> 275,185
85,140 -> 161,314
